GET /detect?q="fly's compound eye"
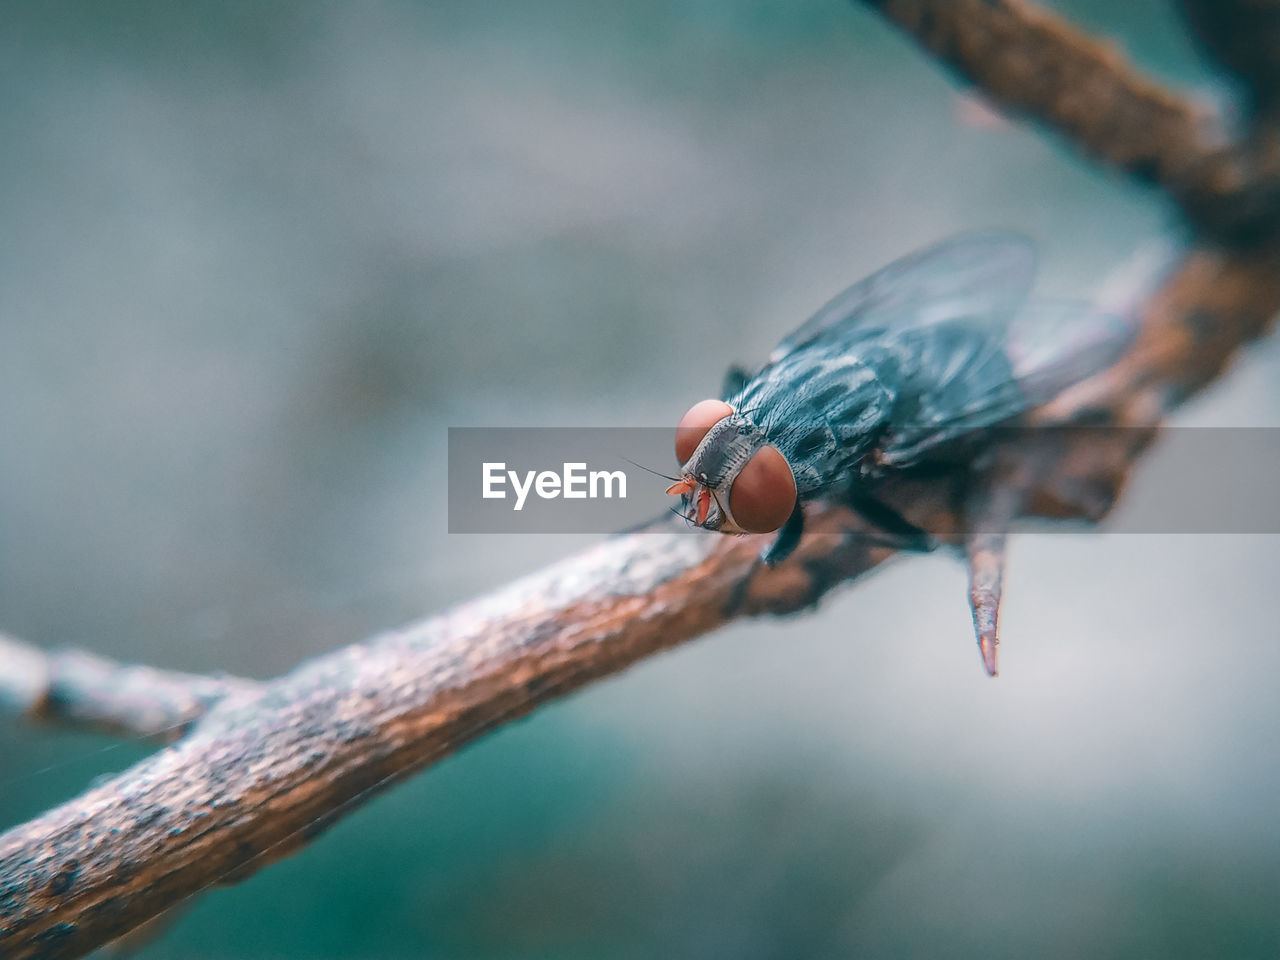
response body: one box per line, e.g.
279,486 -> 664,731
728,444 -> 796,534
675,399 -> 733,465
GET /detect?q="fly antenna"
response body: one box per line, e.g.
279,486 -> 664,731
621,456 -> 682,483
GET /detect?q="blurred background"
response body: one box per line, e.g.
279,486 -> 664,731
3,1 -> 1280,957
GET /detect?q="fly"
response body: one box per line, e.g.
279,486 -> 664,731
667,232 -> 1136,673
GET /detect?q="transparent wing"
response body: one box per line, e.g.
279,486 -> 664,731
1004,300 -> 1139,408
876,301 -> 1136,467
769,231 -> 1038,364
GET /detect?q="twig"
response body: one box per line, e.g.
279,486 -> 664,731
0,634 -> 259,741
863,0 -> 1280,239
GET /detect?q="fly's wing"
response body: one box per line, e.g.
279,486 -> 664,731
768,232 -> 1037,365
877,301 -> 1136,467
1004,300 -> 1138,407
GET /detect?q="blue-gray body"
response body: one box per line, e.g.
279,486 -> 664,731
692,232 -> 1135,562
727,232 -> 1132,502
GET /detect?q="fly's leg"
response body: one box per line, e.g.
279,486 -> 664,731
760,499 -> 805,566
846,493 -> 936,553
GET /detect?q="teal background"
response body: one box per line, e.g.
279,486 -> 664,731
3,2 -> 1280,957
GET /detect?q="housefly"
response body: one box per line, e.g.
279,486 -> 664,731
668,232 -> 1134,567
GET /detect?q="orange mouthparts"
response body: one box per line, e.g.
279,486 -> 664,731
666,479 -> 713,526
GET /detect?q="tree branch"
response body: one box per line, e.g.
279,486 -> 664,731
0,634 -> 259,741
863,0 -> 1280,240
4,4 -> 1280,959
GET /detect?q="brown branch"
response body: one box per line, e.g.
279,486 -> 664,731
0,513 -> 890,959
0,634 -> 259,741
3,4 -> 1280,959
863,0 -> 1280,239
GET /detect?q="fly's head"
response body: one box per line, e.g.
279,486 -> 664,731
668,399 -> 796,535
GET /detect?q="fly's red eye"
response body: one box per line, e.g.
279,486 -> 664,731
675,399 -> 733,464
729,445 -> 796,534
